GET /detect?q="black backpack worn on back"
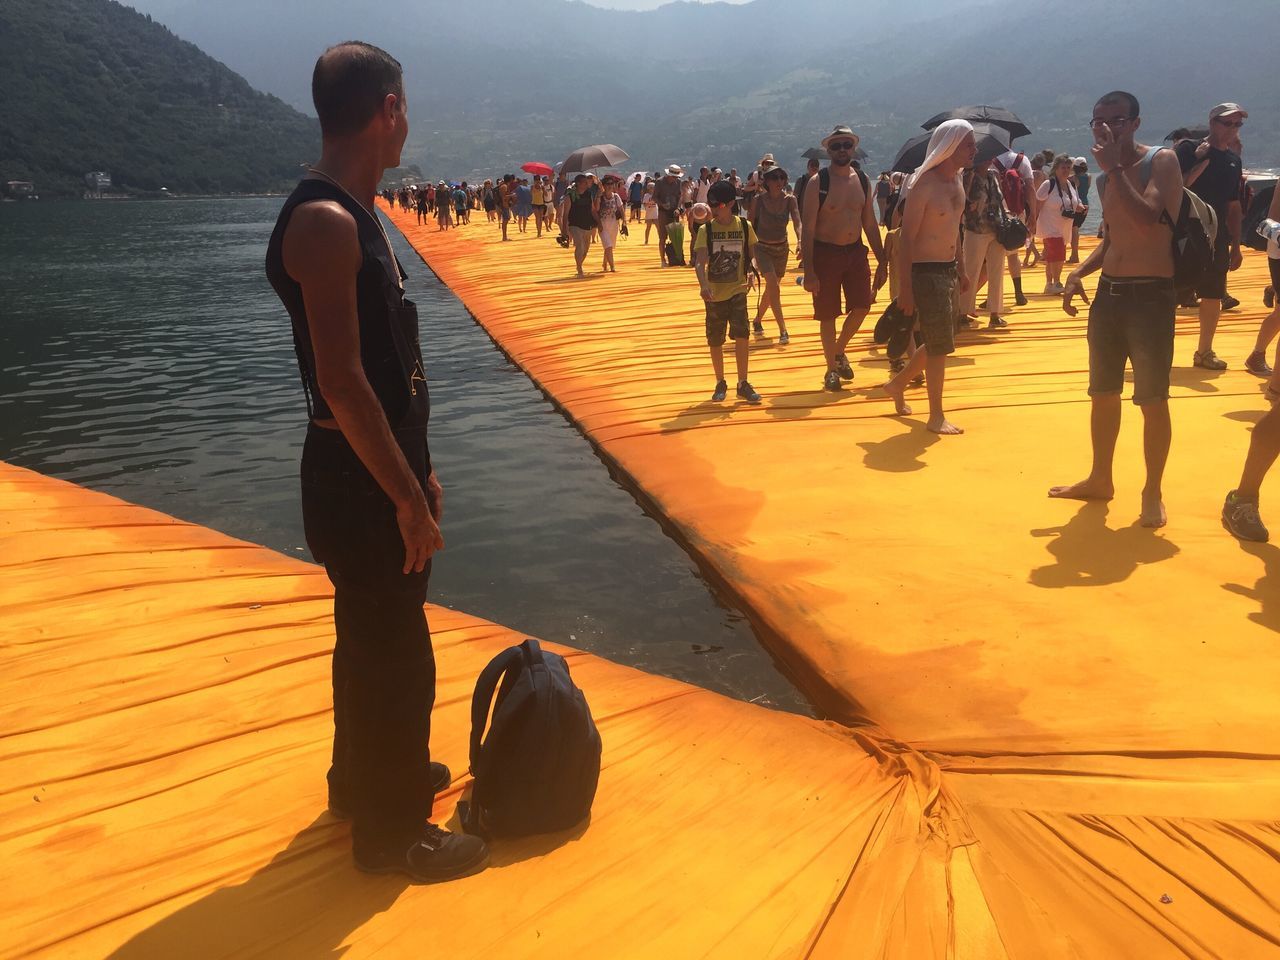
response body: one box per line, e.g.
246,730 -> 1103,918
460,639 -> 602,839
1161,189 -> 1219,297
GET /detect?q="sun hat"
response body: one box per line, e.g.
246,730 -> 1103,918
690,202 -> 711,223
758,153 -> 776,166
1209,102 -> 1248,120
601,173 -> 622,184
665,164 -> 684,177
821,124 -> 860,150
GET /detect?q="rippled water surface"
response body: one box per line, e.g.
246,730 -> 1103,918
0,198 -> 812,715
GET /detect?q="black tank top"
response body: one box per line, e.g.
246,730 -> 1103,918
265,178 -> 429,435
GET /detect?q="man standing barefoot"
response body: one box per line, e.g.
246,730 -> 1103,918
881,119 -> 976,435
1049,91 -> 1184,528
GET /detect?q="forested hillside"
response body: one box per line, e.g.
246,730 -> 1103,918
0,0 -> 319,196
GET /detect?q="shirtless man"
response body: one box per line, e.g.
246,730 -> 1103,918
802,124 -> 887,391
1049,91 -> 1184,528
881,120 -> 976,435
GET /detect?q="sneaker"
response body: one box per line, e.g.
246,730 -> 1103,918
354,823 -> 489,883
711,379 -> 728,402
956,316 -> 975,330
835,353 -> 855,380
978,299 -> 989,310
1193,349 -> 1228,371
1223,295 -> 1241,311
823,369 -> 842,392
778,330 -> 790,345
752,320 -> 765,335
889,357 -> 907,376
1015,293 -> 1029,306
1245,351 -> 1274,377
330,762 -> 451,820
736,380 -> 762,404
1265,286 -> 1275,309
1223,491 -> 1269,543
988,316 -> 1009,329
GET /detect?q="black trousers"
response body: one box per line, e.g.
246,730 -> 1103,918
300,423 -> 435,853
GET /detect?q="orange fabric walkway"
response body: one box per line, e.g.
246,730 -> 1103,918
382,201 -> 1280,956
3,464 -> 953,959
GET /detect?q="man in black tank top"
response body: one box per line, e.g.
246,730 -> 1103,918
264,41 -> 487,882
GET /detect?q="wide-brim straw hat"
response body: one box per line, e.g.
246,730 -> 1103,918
821,125 -> 860,150
690,202 -> 711,223
665,164 -> 684,177
759,153 -> 776,166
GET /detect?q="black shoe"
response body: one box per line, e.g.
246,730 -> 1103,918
1223,295 -> 1240,311
354,824 -> 489,883
1265,286 -> 1275,309
835,353 -> 854,380
736,379 -> 762,403
823,369 -> 842,392
329,762 -> 451,820
752,320 -> 765,335
978,299 -> 988,310
988,315 -> 1009,329
1015,293 -> 1028,307
711,379 -> 728,402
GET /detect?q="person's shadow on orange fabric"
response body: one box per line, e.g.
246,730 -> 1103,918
1029,501 -> 1179,588
105,815 -> 408,959
1222,540 -> 1280,633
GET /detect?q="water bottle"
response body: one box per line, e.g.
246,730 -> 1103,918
1258,219 -> 1280,244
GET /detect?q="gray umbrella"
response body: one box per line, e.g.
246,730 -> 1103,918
560,144 -> 631,173
922,105 -> 1031,140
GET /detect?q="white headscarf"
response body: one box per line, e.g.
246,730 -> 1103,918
906,119 -> 975,192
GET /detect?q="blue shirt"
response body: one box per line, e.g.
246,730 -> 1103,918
628,180 -> 644,203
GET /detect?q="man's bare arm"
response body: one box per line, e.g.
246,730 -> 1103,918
897,186 -> 925,313
284,201 -> 440,570
801,174 -> 820,270
861,186 -> 885,262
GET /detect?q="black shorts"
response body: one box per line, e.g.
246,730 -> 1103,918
1088,276 -> 1176,405
1269,256 -> 1279,292
630,201 -> 642,212
705,292 -> 749,346
1196,222 -> 1231,300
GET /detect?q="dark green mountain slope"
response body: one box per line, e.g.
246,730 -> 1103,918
0,0 -> 319,196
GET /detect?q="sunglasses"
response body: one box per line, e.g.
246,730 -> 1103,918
1212,118 -> 1244,128
827,140 -> 856,151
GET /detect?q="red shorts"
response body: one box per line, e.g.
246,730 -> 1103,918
811,241 -> 871,320
1042,236 -> 1066,263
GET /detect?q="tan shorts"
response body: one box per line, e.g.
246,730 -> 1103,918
755,241 -> 789,277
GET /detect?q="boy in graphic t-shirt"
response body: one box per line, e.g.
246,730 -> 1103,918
694,180 -> 762,403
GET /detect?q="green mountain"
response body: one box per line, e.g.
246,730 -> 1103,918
0,0 -> 319,197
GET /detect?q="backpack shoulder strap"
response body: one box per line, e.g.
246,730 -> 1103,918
468,645 -> 527,770
739,216 -> 758,276
818,167 -> 830,210
856,167 -> 869,196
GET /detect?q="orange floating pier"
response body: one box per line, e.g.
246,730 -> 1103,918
2,204 -> 1279,956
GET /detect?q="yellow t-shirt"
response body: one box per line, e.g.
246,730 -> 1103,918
694,217 -> 758,302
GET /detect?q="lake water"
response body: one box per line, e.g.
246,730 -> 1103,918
0,197 -> 814,715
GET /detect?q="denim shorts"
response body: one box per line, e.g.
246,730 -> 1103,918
1087,275 -> 1176,405
705,292 -> 749,345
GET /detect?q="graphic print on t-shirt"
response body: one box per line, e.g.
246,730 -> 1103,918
707,225 -> 744,284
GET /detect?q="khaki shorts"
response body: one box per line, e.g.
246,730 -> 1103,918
755,241 -> 789,277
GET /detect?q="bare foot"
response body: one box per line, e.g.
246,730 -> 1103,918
882,380 -> 912,416
1140,491 -> 1167,528
927,416 -> 964,435
1047,479 -> 1114,500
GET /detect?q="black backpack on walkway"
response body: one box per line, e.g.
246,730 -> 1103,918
460,639 -> 602,838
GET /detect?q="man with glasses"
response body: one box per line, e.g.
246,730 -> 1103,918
1173,103 -> 1247,371
1050,91 -> 1184,528
801,124 -> 887,391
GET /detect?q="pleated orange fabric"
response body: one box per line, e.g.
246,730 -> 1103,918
381,201 -> 1280,957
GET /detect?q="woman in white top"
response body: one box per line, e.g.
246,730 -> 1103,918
1035,154 -> 1083,294
597,175 -> 626,272
642,183 -> 658,244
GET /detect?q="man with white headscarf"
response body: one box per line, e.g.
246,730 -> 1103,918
881,119 -> 976,435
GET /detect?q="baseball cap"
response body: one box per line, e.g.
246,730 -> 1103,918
707,180 -> 736,205
1209,103 -> 1248,120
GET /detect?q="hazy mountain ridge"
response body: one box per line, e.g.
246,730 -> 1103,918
109,0 -> 1280,182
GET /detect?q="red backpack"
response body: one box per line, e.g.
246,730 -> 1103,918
996,153 -> 1027,215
